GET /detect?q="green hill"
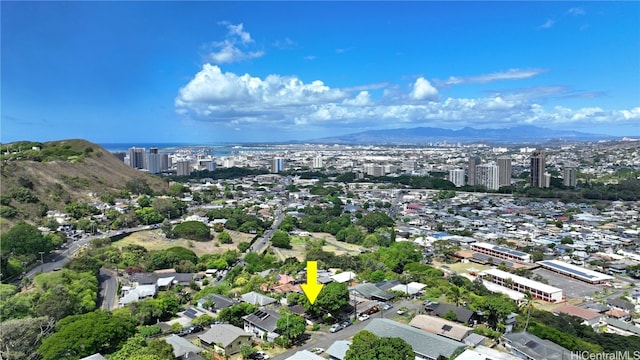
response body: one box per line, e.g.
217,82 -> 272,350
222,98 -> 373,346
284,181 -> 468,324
0,139 -> 167,231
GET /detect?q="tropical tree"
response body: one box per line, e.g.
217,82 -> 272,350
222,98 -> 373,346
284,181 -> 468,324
345,330 -> 413,360
275,313 -> 306,348
37,311 -> 136,360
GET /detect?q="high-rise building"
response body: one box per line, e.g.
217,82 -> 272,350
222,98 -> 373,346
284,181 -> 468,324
530,150 -> 547,188
449,169 -> 465,187
271,157 -> 286,173
563,165 -> 577,187
496,156 -> 512,187
160,153 -> 170,172
128,147 -> 146,170
147,147 -> 161,174
476,163 -> 500,190
313,155 -> 323,169
364,164 -> 385,177
467,156 -> 482,186
223,158 -> 235,168
176,160 -> 191,176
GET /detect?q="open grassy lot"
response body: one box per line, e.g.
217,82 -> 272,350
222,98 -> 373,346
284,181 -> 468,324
272,232 -> 366,262
431,260 -> 491,275
112,229 -> 255,257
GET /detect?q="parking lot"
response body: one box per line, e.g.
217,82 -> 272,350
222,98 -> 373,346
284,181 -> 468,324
532,268 -> 601,299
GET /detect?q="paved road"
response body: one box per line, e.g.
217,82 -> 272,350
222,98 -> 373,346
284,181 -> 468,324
271,299 -> 422,360
97,268 -> 118,310
24,226 -> 151,280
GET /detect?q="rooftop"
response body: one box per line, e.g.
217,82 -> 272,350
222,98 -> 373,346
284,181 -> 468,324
363,318 -> 465,359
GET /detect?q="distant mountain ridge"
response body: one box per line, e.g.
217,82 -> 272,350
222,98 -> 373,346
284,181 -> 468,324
306,125 -> 615,144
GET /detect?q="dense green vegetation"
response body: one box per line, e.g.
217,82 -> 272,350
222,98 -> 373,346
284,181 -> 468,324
0,140 -> 100,162
172,220 -> 211,241
36,310 -> 137,360
206,207 -> 271,235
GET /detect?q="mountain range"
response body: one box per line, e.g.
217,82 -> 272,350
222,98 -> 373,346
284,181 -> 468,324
304,125 -> 616,144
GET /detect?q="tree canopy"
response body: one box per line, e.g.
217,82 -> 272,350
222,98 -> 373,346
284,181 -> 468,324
172,221 -> 211,241
345,330 -> 413,360
37,310 -> 136,360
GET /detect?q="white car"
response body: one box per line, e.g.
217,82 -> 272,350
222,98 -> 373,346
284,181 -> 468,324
358,314 -> 370,321
311,348 -> 324,355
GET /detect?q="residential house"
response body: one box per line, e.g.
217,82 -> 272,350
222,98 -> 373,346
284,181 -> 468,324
196,294 -> 237,314
363,318 -> 465,360
424,302 -> 481,325
198,324 -> 252,356
326,340 -> 351,360
409,314 -> 472,342
243,308 -> 282,342
118,284 -> 157,306
164,334 -> 204,360
285,350 -> 325,360
605,318 -> 640,336
349,283 -> 395,302
241,291 -> 277,306
390,282 -> 427,297
455,345 -> 522,360
607,298 -> 635,313
502,332 -> 572,360
552,305 -> 601,327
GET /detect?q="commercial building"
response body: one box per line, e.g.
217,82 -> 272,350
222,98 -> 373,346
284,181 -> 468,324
471,242 -> 532,263
497,156 -> 512,187
537,260 -> 613,285
530,150 -> 547,188
479,269 -> 563,302
449,169 -> 466,187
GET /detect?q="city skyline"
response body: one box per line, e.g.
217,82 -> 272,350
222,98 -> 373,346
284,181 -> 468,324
2,1 -> 639,143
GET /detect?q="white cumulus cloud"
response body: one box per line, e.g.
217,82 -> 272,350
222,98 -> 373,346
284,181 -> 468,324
205,22 -> 264,64
410,77 -> 439,101
175,66 -> 638,134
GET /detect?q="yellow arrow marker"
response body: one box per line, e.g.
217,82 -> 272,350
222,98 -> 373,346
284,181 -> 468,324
301,260 -> 324,305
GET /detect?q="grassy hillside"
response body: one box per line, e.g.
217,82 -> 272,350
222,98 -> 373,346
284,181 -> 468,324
0,139 -> 167,231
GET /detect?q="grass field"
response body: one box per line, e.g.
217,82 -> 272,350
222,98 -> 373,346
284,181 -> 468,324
272,232 -> 366,262
112,229 -> 255,257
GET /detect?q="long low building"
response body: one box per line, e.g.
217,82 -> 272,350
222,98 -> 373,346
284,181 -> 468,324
471,242 -> 532,263
537,260 -> 614,285
480,268 -> 563,302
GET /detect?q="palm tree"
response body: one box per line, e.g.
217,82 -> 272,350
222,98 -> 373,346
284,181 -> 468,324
520,291 -> 534,331
446,285 -> 465,306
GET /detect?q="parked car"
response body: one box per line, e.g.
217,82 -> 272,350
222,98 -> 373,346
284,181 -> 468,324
330,323 -> 343,333
382,303 -> 393,310
358,314 -> 370,321
397,306 -> 408,315
311,348 -> 324,355
188,325 -> 203,334
256,351 -> 270,359
341,319 -> 352,328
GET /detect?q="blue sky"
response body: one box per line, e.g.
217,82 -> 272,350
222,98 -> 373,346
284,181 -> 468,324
2,1 -> 639,143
